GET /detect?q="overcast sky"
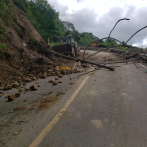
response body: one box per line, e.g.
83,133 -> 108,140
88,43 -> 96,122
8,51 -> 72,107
48,0 -> 147,48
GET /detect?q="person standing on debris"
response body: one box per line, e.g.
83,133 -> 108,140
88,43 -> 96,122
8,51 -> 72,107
93,43 -> 95,47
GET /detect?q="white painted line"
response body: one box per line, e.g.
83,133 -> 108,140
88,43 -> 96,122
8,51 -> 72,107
138,63 -> 147,69
29,76 -> 89,147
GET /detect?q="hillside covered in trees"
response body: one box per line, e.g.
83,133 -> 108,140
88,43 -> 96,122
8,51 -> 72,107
11,0 -> 117,47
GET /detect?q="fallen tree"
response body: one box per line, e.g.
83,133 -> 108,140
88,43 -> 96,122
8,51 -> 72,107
46,50 -> 115,71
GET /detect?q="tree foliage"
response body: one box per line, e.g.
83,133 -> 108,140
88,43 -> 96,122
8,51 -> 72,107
0,0 -> 14,48
11,0 -> 117,48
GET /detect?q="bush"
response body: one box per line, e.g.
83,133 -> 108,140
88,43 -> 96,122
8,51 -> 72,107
29,37 -> 42,51
0,43 -> 6,49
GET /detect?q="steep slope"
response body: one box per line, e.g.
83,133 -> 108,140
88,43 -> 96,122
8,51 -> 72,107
0,4 -> 54,83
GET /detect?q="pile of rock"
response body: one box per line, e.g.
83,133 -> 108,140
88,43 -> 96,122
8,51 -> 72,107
4,80 -> 20,90
49,76 -> 63,86
2,64 -> 84,92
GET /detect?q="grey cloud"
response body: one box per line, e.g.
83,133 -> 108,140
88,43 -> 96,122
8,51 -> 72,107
76,0 -> 84,2
48,0 -> 147,47
48,0 -> 68,17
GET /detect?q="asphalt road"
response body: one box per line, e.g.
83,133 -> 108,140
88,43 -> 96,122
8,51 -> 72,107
37,62 -> 147,147
1,51 -> 147,147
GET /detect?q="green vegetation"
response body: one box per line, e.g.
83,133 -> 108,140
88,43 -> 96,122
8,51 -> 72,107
0,43 -> 6,49
10,0 -> 118,48
29,37 -> 42,52
49,42 -> 60,47
119,46 -> 128,51
0,0 -> 13,48
0,0 -> 13,24
99,41 -> 117,48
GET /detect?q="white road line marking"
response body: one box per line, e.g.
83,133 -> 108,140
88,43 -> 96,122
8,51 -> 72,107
29,76 -> 89,147
138,63 -> 147,69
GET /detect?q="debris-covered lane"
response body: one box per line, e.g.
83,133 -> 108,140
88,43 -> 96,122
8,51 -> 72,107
1,50 -> 147,147
0,72 -> 87,147
37,63 -> 147,147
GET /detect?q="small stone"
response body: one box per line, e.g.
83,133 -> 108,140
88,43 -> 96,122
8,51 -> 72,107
10,121 -> 15,124
70,69 -> 74,74
70,83 -> 75,85
12,82 -> 19,88
0,86 -> 4,90
58,75 -> 63,78
0,92 -> 4,95
66,70 -> 70,74
15,92 -> 21,98
12,131 -> 19,136
41,74 -> 47,79
19,88 -> 22,92
8,94 -> 15,101
53,81 -> 58,85
60,70 -> 66,75
24,92 -> 26,94
73,69 -> 78,73
49,79 -> 54,83
56,71 -> 61,75
38,85 -> 41,87
25,87 -> 30,91
4,85 -> 12,90
30,85 -> 38,91
58,81 -> 62,83
56,66 -> 59,71
25,77 -> 32,82
22,77 -> 25,81
55,77 -> 59,80
33,77 -> 37,80
23,99 -> 28,102
18,129 -> 23,132
0,94 -> 2,97
23,83 -> 26,86
83,64 -> 89,68
77,69 -> 84,73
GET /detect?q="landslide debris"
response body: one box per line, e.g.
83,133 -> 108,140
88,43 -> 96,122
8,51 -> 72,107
0,3 -> 84,87
0,3 -> 55,84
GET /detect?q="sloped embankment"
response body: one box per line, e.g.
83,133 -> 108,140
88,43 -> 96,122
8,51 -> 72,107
0,4 -> 54,83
